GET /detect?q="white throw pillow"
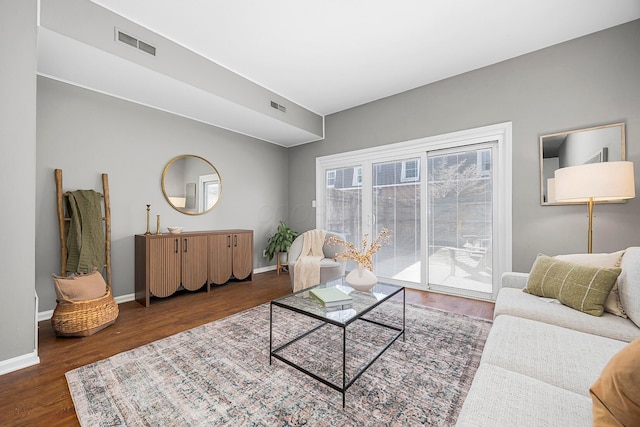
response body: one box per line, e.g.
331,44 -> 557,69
618,247 -> 640,328
555,250 -> 626,318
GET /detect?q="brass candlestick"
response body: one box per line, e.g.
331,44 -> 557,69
145,204 -> 151,235
156,215 -> 161,235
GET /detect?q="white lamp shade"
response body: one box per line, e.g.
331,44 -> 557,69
554,161 -> 635,202
547,178 -> 556,203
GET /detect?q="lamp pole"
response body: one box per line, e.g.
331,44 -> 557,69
587,197 -> 594,254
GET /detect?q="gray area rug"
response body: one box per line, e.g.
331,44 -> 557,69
66,301 -> 491,426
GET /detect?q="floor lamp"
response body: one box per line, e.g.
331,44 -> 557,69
554,161 -> 635,253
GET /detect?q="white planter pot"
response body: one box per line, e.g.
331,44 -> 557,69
278,252 -> 288,265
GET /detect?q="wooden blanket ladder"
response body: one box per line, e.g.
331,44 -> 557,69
54,168 -> 112,285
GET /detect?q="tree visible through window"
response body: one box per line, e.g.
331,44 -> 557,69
427,147 -> 493,294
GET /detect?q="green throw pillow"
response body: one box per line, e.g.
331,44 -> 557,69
524,254 -> 621,316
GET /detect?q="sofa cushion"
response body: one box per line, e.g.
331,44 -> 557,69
53,270 -> 107,302
500,271 -> 529,289
495,288 -> 640,342
555,250 -> 626,318
524,254 -> 621,316
590,338 -> 640,426
455,363 -> 592,427
481,315 -> 627,397
555,251 -> 624,267
618,247 -> 640,328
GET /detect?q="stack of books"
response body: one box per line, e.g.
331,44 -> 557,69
309,287 -> 353,308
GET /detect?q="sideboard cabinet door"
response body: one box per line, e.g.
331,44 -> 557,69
209,230 -> 253,285
181,235 -> 209,291
149,236 -> 181,298
232,231 -> 253,281
209,233 -> 233,285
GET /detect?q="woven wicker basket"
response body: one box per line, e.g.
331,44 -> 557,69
51,287 -> 119,337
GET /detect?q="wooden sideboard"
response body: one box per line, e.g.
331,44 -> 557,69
135,229 -> 253,307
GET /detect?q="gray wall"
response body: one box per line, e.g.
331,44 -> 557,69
288,20 -> 640,273
4,11 -> 639,372
0,0 -> 38,363
36,77 -> 290,311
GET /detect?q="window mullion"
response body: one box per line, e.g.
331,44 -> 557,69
361,160 -> 374,240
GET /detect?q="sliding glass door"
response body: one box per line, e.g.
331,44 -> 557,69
427,145 -> 495,296
373,158 -> 421,283
316,123 -> 511,300
324,165 -> 362,260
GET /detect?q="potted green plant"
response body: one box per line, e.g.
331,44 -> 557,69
265,221 -> 298,263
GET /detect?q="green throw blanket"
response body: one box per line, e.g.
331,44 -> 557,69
66,190 -> 105,273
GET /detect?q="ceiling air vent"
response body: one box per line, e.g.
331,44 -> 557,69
116,28 -> 156,56
117,31 -> 137,48
137,40 -> 156,56
270,101 -> 286,113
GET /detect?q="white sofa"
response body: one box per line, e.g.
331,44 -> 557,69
456,247 -> 640,426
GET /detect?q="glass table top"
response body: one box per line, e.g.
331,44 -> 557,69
271,277 -> 404,326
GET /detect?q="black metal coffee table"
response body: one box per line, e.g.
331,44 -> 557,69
269,278 -> 405,407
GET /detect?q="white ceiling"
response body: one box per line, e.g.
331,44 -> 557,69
89,0 -> 640,116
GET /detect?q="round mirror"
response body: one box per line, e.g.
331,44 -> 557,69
161,155 -> 221,215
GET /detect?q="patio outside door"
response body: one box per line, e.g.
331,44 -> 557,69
317,123 -> 511,300
426,144 -> 495,298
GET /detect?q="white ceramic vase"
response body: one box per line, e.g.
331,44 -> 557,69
345,264 -> 377,292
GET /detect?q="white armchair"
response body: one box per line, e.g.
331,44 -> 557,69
287,230 -> 347,290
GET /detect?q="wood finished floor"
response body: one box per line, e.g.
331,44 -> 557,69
0,271 -> 494,426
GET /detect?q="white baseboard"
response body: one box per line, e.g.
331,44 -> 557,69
254,265 -> 276,274
114,293 -> 135,304
38,309 -> 54,322
0,351 -> 40,376
36,266 -> 280,321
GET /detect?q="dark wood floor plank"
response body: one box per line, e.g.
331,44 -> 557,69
0,271 -> 493,426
